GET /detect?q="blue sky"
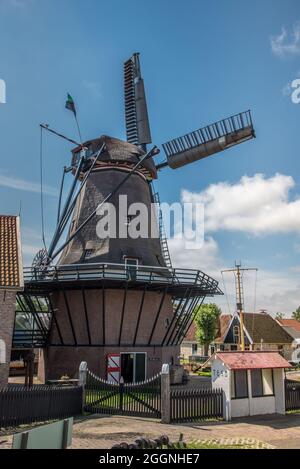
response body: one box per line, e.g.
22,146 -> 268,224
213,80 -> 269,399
1,0 -> 300,314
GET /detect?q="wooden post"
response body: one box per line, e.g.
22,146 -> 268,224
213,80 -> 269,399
78,361 -> 87,413
161,363 -> 171,424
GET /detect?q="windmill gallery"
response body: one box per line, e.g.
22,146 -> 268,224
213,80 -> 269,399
13,53 -> 255,383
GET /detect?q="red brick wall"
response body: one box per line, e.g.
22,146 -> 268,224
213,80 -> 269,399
0,290 -> 16,389
40,288 -> 180,381
40,345 -> 180,381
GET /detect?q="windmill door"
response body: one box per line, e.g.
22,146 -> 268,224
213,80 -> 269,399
120,352 -> 146,383
107,353 -> 120,383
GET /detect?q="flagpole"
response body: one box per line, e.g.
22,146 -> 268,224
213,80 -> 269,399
74,113 -> 83,145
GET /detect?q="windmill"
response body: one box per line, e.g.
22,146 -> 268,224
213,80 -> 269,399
15,53 -> 255,382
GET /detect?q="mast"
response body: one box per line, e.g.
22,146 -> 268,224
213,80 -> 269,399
222,262 -> 258,351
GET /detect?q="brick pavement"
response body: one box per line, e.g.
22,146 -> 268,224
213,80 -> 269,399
1,413 -> 299,449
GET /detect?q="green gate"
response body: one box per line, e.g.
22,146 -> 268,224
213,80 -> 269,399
84,371 -> 161,418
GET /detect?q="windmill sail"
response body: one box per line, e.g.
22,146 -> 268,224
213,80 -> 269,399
124,53 -> 152,148
162,110 -> 255,169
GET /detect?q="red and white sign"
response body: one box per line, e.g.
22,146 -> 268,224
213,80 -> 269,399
107,354 -> 120,383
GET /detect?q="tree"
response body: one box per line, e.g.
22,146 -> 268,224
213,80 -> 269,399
292,307 -> 300,322
194,303 -> 221,356
275,312 -> 285,321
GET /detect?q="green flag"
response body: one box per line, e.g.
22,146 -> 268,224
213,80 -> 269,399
65,93 -> 76,116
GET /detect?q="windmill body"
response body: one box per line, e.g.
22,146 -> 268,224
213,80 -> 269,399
15,53 -> 255,383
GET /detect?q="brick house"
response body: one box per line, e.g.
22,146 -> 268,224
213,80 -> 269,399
0,215 -> 23,388
181,315 -> 231,359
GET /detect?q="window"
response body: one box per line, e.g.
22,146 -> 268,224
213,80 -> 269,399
125,215 -> 135,226
83,249 -> 93,260
233,325 -> 240,343
232,370 -> 248,399
262,369 -> 274,395
192,343 -> 198,355
124,257 -> 139,281
251,369 -> 274,397
251,369 -> 263,397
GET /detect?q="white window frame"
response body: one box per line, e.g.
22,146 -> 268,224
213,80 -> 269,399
124,257 -> 139,268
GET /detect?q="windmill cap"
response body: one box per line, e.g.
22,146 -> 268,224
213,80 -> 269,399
72,135 -> 157,179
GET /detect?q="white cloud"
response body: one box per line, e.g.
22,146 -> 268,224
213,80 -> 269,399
182,173 -> 300,235
168,236 -> 221,275
169,234 -> 300,316
167,173 -> 300,315
0,173 -> 57,196
271,23 -> 300,58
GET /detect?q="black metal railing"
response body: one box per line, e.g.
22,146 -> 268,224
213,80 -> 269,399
24,262 -> 221,294
163,110 -> 254,158
0,385 -> 82,428
170,388 -> 224,422
285,380 -> 300,411
85,370 -> 161,418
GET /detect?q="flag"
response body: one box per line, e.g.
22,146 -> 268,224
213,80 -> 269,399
65,93 -> 76,116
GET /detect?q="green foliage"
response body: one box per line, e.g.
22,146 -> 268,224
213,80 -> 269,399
292,307 -> 300,322
194,303 -> 221,355
275,312 -> 285,320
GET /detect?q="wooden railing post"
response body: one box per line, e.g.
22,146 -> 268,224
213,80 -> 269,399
161,363 -> 171,423
78,361 -> 88,413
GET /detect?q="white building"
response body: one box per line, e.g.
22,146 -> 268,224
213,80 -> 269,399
211,351 -> 291,420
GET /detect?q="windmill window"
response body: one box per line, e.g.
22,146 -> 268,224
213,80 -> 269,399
83,249 -> 94,260
85,145 -> 94,158
125,215 -> 135,226
124,257 -> 139,280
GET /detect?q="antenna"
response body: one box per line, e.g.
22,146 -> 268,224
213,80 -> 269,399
124,53 -> 152,150
221,262 -> 258,351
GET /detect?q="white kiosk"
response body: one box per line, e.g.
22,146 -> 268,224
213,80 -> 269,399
211,351 -> 291,420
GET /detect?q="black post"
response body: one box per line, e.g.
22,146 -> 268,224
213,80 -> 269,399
119,381 -> 124,413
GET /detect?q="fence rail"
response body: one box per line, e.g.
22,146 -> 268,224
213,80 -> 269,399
170,388 -> 223,422
0,385 -> 82,428
285,380 -> 300,411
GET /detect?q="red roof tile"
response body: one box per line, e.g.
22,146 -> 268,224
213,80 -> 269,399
215,351 -> 291,370
214,314 -> 232,343
184,322 -> 197,341
278,319 -> 300,333
0,215 -> 23,289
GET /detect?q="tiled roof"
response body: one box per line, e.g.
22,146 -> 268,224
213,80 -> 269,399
0,215 -> 23,289
214,315 -> 232,343
277,319 -> 300,333
243,313 -> 293,344
183,321 -> 197,342
183,314 -> 232,343
215,351 -> 291,370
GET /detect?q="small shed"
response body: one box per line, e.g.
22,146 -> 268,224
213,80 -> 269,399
211,351 -> 291,420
